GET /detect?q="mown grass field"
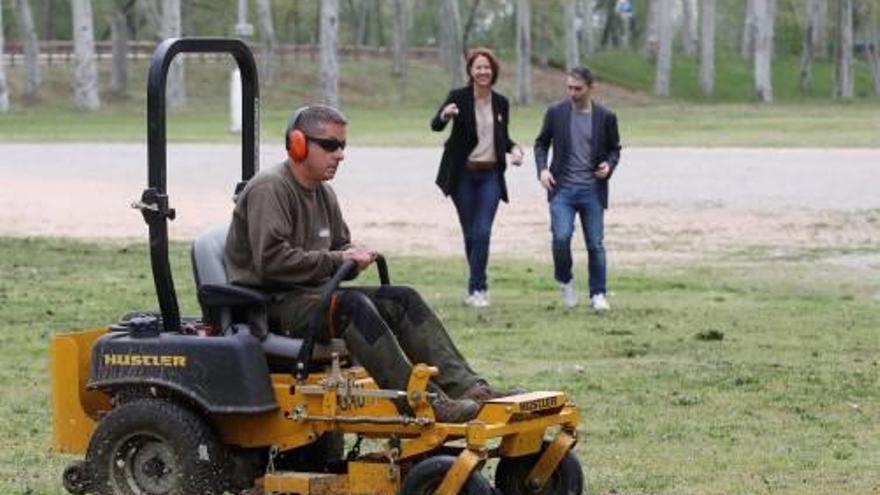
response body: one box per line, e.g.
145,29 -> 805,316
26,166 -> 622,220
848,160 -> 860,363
1,237 -> 877,494
0,53 -> 878,147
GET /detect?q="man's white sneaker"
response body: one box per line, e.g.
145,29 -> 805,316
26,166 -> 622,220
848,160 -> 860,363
465,291 -> 490,308
590,293 -> 610,312
560,281 -> 578,309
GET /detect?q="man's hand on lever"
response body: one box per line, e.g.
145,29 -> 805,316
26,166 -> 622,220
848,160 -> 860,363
342,246 -> 376,271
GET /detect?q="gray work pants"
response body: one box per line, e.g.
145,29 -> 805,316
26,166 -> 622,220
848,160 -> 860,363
269,285 -> 481,398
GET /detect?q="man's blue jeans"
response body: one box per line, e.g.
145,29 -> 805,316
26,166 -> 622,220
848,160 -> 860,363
549,185 -> 606,296
451,170 -> 501,293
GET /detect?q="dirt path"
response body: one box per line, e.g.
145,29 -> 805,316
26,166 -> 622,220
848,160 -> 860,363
1,144 -> 878,272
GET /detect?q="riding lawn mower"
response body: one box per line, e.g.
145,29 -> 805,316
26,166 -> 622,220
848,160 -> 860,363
50,38 -> 585,495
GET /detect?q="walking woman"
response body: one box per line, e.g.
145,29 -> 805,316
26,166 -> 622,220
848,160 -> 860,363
431,48 -> 524,308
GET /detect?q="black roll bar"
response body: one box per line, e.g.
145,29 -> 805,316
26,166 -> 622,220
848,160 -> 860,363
138,37 -> 260,333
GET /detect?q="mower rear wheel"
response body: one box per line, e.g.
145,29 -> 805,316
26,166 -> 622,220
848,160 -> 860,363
85,398 -> 226,495
495,446 -> 584,495
401,455 -> 493,495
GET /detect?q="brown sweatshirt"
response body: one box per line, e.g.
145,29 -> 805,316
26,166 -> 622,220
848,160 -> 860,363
224,162 -> 351,291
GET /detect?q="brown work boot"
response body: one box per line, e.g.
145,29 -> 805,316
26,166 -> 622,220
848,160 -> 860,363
430,393 -> 479,423
460,380 -> 526,404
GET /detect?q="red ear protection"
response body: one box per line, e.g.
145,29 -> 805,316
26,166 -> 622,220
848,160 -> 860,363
288,128 -> 308,162
286,106 -> 310,162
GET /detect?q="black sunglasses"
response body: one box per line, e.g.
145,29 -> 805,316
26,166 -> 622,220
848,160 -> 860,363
306,135 -> 346,152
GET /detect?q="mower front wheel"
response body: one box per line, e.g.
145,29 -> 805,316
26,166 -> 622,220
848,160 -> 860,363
401,455 -> 494,495
62,460 -> 91,495
495,446 -> 584,495
85,398 -> 227,495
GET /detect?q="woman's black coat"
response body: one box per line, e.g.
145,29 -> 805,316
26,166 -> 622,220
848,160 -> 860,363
430,86 -> 516,202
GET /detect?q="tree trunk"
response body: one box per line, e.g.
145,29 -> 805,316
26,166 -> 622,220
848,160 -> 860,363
255,0 -> 276,83
681,0 -> 697,57
814,0 -> 829,57
391,0 -> 409,101
600,0 -> 620,47
43,0 -> 54,40
769,0 -> 777,59
110,10 -> 129,97
869,42 -> 880,96
537,6 -> 548,67
137,0 -> 161,39
0,1 -> 9,112
869,13 -> 880,95
800,0 -> 820,93
391,0 -> 408,76
354,0 -> 368,47
753,0 -> 773,102
180,0 -> 193,39
741,0 -> 756,59
831,0 -> 839,93
284,0 -> 299,44
161,0 -> 185,108
699,0 -> 715,96
579,0 -> 595,56
515,0 -> 532,104
564,0 -> 579,71
374,0 -> 385,47
655,0 -> 673,96
644,0 -> 658,61
313,2 -> 321,46
71,0 -> 100,110
321,0 -> 340,107
835,0 -> 854,98
436,5 -> 450,71
16,0 -> 41,101
438,0 -> 465,88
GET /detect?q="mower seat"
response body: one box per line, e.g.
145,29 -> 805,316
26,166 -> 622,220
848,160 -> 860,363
191,226 -> 348,369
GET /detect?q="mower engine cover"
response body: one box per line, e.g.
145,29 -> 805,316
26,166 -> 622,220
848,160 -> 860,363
88,328 -> 277,414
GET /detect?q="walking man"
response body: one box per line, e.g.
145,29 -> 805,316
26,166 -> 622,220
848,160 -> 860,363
533,67 -> 622,312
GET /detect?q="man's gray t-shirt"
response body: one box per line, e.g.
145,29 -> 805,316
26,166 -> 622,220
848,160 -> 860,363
561,107 -> 594,187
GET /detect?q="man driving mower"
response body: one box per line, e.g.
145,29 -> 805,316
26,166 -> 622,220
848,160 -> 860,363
224,104 -> 510,423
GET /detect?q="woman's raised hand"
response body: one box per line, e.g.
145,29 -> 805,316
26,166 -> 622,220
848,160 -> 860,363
441,103 -> 460,122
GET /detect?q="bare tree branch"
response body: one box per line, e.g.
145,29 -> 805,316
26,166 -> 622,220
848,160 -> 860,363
462,0 -> 481,53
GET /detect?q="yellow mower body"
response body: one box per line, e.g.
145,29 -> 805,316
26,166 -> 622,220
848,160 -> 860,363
52,327 -> 580,495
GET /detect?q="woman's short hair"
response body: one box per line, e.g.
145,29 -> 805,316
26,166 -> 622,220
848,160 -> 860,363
466,47 -> 500,86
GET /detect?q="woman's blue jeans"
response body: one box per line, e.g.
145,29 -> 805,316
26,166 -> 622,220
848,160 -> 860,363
549,185 -> 606,296
451,170 -> 501,294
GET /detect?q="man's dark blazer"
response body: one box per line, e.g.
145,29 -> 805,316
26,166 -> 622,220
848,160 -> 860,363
533,99 -> 622,208
431,86 -> 517,202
